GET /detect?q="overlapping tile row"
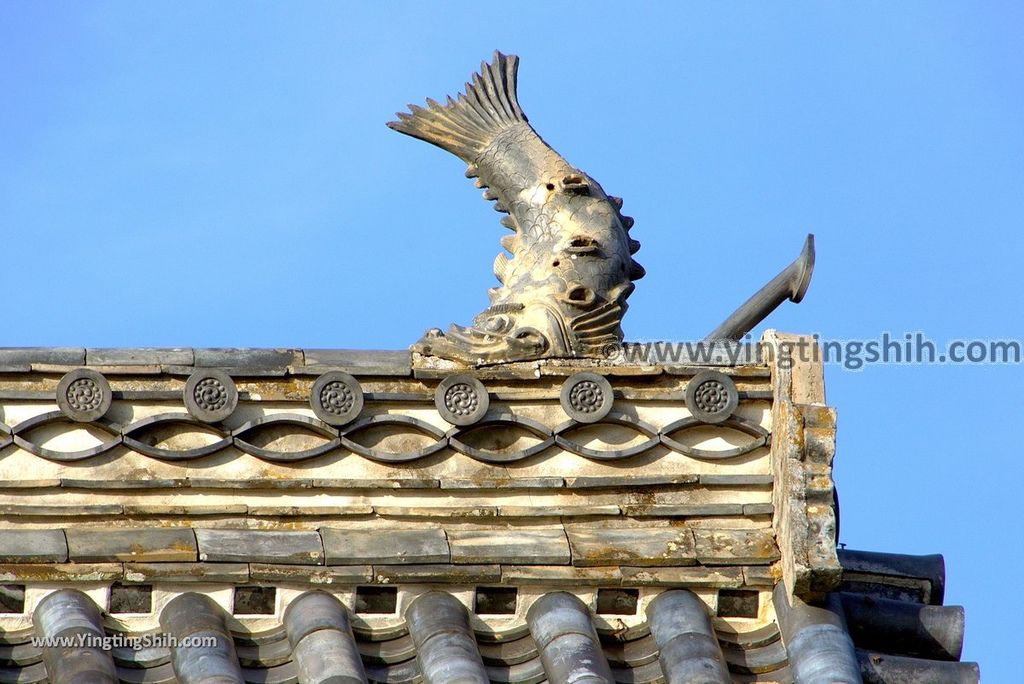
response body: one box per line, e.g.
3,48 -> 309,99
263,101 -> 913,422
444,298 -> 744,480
0,550 -> 977,683
0,345 -> 761,377
0,526 -> 780,587
0,488 -> 774,522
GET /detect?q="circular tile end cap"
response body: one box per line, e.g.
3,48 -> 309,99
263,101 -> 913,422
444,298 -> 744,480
310,371 -> 364,427
560,372 -> 614,423
685,370 -> 739,424
184,369 -> 239,423
56,369 -> 112,423
435,375 -> 489,426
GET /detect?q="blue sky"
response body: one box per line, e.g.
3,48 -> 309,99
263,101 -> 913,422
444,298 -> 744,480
2,1 -> 1022,676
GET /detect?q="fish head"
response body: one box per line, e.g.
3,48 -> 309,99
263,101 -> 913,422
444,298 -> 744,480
412,300 -> 579,364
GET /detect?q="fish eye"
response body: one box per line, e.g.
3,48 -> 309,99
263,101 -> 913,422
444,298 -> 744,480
545,183 -> 555,191
481,315 -> 512,333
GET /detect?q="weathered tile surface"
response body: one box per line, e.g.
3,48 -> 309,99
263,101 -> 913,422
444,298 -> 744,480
321,528 -> 448,565
564,474 -> 700,488
567,528 -> 697,567
312,478 -> 440,489
743,564 -> 780,587
87,348 -> 194,366
196,529 -> 323,565
124,562 -> 249,583
440,477 -> 563,489
247,504 -> 374,516
249,563 -> 373,584
123,504 -> 247,516
0,504 -> 123,516
619,565 -> 745,587
0,563 -> 123,582
301,349 -> 412,375
448,529 -> 570,565
618,503 -> 744,517
372,564 -> 500,583
61,478 -> 189,489
372,506 -> 497,518
194,348 -> 301,369
0,347 -> 85,366
497,505 -> 620,517
699,474 -> 775,486
693,529 -> 780,565
66,528 -> 197,562
501,565 -> 623,585
0,529 -> 67,563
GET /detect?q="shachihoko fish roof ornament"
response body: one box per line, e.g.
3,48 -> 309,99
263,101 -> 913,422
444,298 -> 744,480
388,51 -> 816,365
388,51 -> 644,365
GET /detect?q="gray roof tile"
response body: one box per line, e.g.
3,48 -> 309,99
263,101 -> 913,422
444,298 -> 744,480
86,348 -> 194,366
321,528 -> 448,565
0,530 -> 67,563
195,530 -> 323,566
10,550 -> 980,684
159,593 -> 244,683
0,347 -> 85,366
65,529 -> 197,563
194,348 -> 301,369
301,349 -> 412,376
448,529 -> 570,565
33,589 -> 118,684
566,527 -> 698,567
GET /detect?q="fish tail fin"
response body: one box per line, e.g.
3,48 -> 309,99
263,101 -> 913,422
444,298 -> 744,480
387,51 -> 529,162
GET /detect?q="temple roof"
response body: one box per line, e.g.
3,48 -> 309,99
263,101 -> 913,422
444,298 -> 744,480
0,338 -> 979,682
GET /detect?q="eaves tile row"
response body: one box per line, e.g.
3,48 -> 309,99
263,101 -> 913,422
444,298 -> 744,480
2,549 -> 979,684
